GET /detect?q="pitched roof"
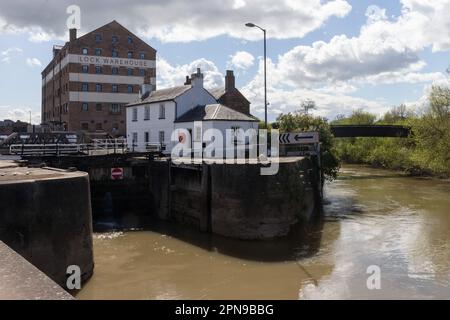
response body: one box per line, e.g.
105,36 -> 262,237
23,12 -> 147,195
175,104 -> 259,123
127,85 -> 192,106
208,88 -> 226,100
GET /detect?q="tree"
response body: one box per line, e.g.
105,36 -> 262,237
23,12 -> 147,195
301,99 -> 316,115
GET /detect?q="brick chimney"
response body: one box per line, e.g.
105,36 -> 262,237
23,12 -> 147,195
225,70 -> 235,92
69,28 -> 77,42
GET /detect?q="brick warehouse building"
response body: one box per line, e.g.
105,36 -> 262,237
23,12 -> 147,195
41,20 -> 156,137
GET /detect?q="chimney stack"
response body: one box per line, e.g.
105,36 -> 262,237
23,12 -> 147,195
225,70 -> 235,92
184,76 -> 191,85
190,68 -> 204,88
69,28 -> 77,42
141,83 -> 153,100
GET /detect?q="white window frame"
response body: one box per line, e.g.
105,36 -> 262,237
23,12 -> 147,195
144,106 -> 150,120
159,104 -> 165,119
132,108 -> 138,121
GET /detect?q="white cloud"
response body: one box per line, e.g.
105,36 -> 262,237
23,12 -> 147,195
241,58 -> 390,120
0,0 -> 352,43
157,57 -> 224,89
26,57 -> 42,67
228,51 -> 254,70
1,47 -> 22,63
0,106 -> 40,124
264,1 -> 450,92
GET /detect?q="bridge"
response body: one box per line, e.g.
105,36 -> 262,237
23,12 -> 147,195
330,125 -> 411,138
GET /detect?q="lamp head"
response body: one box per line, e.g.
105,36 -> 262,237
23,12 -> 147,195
245,22 -> 256,28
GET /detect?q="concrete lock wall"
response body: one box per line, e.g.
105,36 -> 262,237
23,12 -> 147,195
0,166 -> 94,288
165,157 -> 320,240
210,158 -> 319,239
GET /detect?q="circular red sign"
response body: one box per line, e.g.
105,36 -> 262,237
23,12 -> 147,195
111,168 -> 123,180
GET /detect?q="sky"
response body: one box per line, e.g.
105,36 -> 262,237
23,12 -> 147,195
0,0 -> 449,124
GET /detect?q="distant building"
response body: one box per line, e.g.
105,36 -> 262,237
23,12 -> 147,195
0,120 -> 29,135
41,20 -> 157,137
126,68 -> 258,154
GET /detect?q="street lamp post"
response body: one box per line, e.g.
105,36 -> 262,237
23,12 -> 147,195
245,22 -> 267,129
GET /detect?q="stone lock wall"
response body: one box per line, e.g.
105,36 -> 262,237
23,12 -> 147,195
0,165 -> 94,287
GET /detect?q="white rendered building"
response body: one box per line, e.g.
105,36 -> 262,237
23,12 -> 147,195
126,68 -> 259,155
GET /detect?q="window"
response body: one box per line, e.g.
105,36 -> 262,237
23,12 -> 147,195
127,85 -> 133,93
127,51 -> 133,59
132,108 -> 138,121
81,83 -> 89,91
127,68 -> 133,76
110,104 -> 121,114
112,48 -> 118,57
112,67 -> 119,75
81,123 -> 89,130
95,123 -> 103,131
82,48 -> 88,55
81,65 -> 89,73
82,103 -> 88,112
95,34 -> 102,42
112,84 -> 119,93
140,52 -> 145,59
132,132 -> 138,143
112,35 -> 118,44
94,48 -> 102,56
159,104 -> 165,119
159,131 -> 165,143
139,69 -> 145,76
95,84 -> 102,92
144,106 -> 150,120
231,126 -> 241,143
194,125 -> 202,142
95,103 -> 102,111
144,132 -> 149,143
95,66 -> 102,74
128,36 -> 133,44
112,123 -> 119,132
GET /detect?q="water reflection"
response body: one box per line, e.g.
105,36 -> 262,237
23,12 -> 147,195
78,165 -> 450,300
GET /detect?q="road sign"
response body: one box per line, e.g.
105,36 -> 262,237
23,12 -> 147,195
279,132 -> 319,144
111,167 -> 124,180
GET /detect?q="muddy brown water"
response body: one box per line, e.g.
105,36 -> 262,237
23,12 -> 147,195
77,165 -> 450,299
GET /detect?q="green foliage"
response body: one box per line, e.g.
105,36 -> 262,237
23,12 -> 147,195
332,86 -> 450,177
275,112 -> 340,181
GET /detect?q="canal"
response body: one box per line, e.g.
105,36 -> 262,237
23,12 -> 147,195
77,165 -> 450,299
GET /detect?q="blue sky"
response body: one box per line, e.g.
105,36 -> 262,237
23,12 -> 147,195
0,0 -> 449,123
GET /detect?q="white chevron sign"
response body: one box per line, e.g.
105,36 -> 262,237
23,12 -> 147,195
279,132 -> 319,144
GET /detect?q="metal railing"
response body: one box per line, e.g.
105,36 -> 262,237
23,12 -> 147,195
9,139 -> 129,156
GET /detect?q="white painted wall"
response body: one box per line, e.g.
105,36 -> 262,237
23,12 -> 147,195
174,120 -> 259,157
174,86 -> 216,118
126,101 -> 176,152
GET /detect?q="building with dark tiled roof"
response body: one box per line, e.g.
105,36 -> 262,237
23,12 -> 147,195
126,68 -> 259,154
206,70 -> 251,115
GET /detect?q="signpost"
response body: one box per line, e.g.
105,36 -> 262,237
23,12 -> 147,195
111,167 -> 124,180
279,132 -> 319,145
